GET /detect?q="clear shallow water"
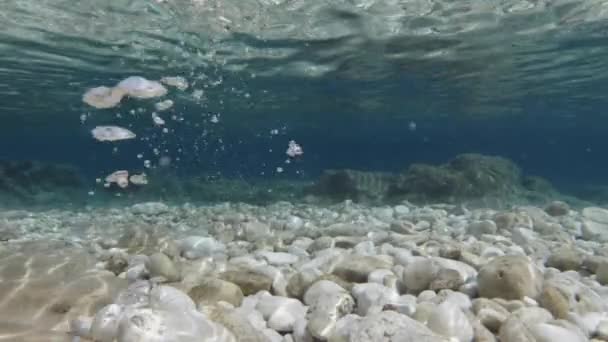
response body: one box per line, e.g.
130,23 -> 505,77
3,2 -> 608,340
1,0 -> 608,206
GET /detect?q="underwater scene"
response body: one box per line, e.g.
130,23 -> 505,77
2,0 -> 608,341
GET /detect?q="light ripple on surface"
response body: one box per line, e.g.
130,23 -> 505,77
1,0 -> 608,119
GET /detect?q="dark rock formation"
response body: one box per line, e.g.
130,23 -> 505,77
0,160 -> 86,206
307,169 -> 394,202
391,153 -> 524,200
309,153 -> 561,205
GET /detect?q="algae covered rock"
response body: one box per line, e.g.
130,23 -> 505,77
308,169 -> 394,202
308,153 -> 558,204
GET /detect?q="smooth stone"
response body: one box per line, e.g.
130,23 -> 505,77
477,307 -> 508,333
467,220 -> 498,237
255,293 -> 307,333
286,268 -> 324,300
243,221 -> 272,242
493,212 -> 533,232
284,216 -> 304,231
430,268 -> 464,291
323,223 -> 370,237
583,255 -> 607,274
413,302 -> 437,324
107,250 -> 129,275
219,268 -> 273,296
253,264 -> 289,297
147,253 -> 180,282
435,257 -> 478,283
477,256 -> 543,300
480,246 -> 505,259
367,269 -> 395,285
470,317 -> 498,342
90,304 -> 123,342
418,290 -> 437,303
256,251 -> 299,266
582,207 -> 608,224
303,280 -> 355,340
597,261 -> 608,285
383,294 -> 417,316
333,311 -> 450,342
179,236 -> 226,259
70,317 -> 93,340
403,257 -> 440,294
596,320 -> 608,340
205,306 -> 267,342
529,322 -> 587,342
582,207 -> 608,242
545,247 -> 583,271
568,312 -> 606,337
436,290 -> 472,311
427,301 -> 474,342
544,272 -> 606,314
439,245 -> 462,260
539,285 -> 569,319
351,283 -> 400,316
332,255 -> 393,283
498,307 -> 553,342
544,201 -> 570,216
131,202 -> 169,215
353,240 -> 375,255
188,278 -> 244,308
149,285 -> 196,313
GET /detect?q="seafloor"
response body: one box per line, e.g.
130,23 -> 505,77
1,154 -> 608,341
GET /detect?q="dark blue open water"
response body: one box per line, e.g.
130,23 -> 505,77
1,0 -> 608,206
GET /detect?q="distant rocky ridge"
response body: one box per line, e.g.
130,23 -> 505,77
0,154 -> 599,208
307,153 -> 576,207
0,160 -> 85,207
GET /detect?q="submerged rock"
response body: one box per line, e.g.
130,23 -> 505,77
308,169 -> 393,202
308,153 -> 559,204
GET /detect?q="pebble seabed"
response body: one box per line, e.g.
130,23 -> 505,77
1,199 -> 608,342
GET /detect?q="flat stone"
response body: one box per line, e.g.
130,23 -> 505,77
467,220 -> 498,237
544,201 -> 570,216
597,261 -> 608,285
538,285 -> 569,319
339,311 -> 450,342
545,247 -> 583,271
582,207 -> 608,242
332,255 -> 393,283
147,252 -> 180,282
131,202 -> 170,215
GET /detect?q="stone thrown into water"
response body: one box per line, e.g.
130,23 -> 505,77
129,173 -> 148,186
105,170 -> 129,188
154,99 -> 174,111
82,86 -> 126,109
161,76 -> 189,90
92,125 -> 136,142
116,76 -> 167,99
